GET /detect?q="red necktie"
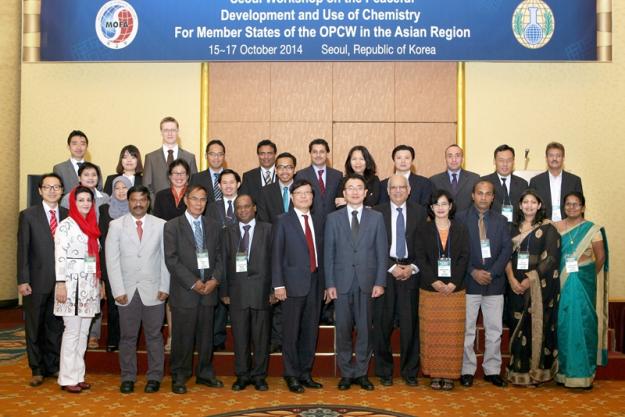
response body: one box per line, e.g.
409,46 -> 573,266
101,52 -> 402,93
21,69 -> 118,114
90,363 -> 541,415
49,210 -> 57,238
136,220 -> 143,241
303,214 -> 316,272
317,169 -> 326,194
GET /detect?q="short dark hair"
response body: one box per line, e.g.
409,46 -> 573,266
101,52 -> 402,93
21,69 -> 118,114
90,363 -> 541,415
545,142 -> 565,157
185,184 -> 208,197
391,144 -> 415,160
73,185 -> 94,201
308,138 -> 330,153
127,185 -> 151,202
234,193 -> 255,207
67,130 -> 88,146
77,162 -> 100,180
473,179 -> 495,194
494,144 -> 515,158
514,189 -> 546,226
563,191 -> 585,218
257,139 -> 277,154
160,116 -> 179,129
218,168 -> 241,184
116,145 -> 143,175
38,173 -> 63,189
206,139 -> 226,154
290,178 -> 315,198
342,173 -> 366,190
427,189 -> 456,220
276,152 -> 297,167
167,158 -> 190,176
345,145 -> 377,180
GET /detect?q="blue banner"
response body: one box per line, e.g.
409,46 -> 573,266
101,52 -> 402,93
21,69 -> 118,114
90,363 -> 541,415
37,0 -> 598,62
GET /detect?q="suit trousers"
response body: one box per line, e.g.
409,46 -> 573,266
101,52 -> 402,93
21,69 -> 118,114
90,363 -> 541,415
58,315 -> 91,386
281,271 -> 322,379
118,290 -> 165,382
104,278 -> 120,348
213,300 -> 229,347
230,306 -> 270,379
170,303 -> 216,384
335,286 -> 374,378
270,302 -> 283,347
373,275 -> 420,378
23,291 -> 63,377
462,294 -> 504,375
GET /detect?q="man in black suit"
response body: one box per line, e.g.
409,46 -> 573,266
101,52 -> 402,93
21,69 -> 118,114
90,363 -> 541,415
239,139 -> 277,204
481,144 -> 528,224
164,185 -> 224,394
529,142 -> 583,221
221,194 -> 273,391
17,173 -> 67,387
430,144 -> 480,212
379,144 -> 433,208
189,139 -> 227,204
273,179 -> 325,393
373,174 -> 426,387
206,169 -> 241,227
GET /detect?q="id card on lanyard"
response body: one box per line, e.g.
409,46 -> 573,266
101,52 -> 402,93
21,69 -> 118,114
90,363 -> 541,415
517,252 -> 529,270
85,256 -> 97,274
565,254 -> 579,273
235,252 -> 248,272
501,205 -> 513,223
438,258 -> 451,277
480,239 -> 491,259
197,251 -> 210,269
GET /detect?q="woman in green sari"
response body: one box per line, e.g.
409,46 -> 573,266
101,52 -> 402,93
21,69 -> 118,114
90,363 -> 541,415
505,190 -> 561,386
555,191 -> 608,389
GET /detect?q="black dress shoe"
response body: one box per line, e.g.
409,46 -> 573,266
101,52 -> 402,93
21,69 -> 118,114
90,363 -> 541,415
284,376 -> 304,393
460,374 -> 474,387
120,380 -> 134,394
144,380 -> 160,393
484,374 -> 507,387
106,345 -> 119,352
299,377 -> 323,389
196,377 -> 224,388
270,344 -> 282,354
403,376 -> 418,386
213,343 -> 226,352
232,377 -> 250,391
379,376 -> 393,386
338,377 -> 352,390
29,375 -> 44,387
355,376 -> 374,391
254,378 -> 268,391
171,382 -> 187,394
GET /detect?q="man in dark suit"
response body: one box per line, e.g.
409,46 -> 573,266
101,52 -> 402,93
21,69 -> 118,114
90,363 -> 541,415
239,139 -> 277,204
456,180 -> 512,388
481,144 -> 528,224
529,142 -> 583,221
164,185 -> 224,394
325,173 -> 388,391
273,179 -> 325,393
379,144 -> 433,208
189,139 -> 226,204
430,144 -> 480,212
143,116 -> 198,195
17,173 -> 67,387
373,175 -> 426,387
52,130 -> 102,193
221,194 -> 273,391
206,169 -> 241,227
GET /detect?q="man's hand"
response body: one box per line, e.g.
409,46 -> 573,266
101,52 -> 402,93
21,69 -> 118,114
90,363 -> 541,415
471,269 -> 492,286
18,283 -> 32,297
221,296 -> 230,305
201,279 -> 218,295
192,280 -> 206,294
274,287 -> 287,301
157,291 -> 168,302
326,287 -> 337,300
55,283 -> 67,303
115,294 -> 129,305
371,285 -> 385,298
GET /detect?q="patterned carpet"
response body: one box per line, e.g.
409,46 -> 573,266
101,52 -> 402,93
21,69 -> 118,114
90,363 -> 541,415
207,405 -> 415,417
0,326 -> 26,364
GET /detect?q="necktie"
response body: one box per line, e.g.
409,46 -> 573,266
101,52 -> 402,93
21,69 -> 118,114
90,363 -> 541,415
282,186 -> 289,213
451,173 -> 458,194
213,173 -> 223,200
136,220 -> 143,241
501,177 -> 509,203
166,149 -> 174,166
478,213 -> 487,241
351,210 -> 360,241
303,214 -> 316,272
395,207 -> 406,259
49,210 -> 57,238
193,220 -> 204,279
239,225 -> 251,255
226,200 -> 234,222
77,162 -> 84,169
263,170 -> 272,186
318,169 -> 326,194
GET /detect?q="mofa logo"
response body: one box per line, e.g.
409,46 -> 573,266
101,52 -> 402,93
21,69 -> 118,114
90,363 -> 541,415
512,0 -> 555,49
95,1 -> 139,49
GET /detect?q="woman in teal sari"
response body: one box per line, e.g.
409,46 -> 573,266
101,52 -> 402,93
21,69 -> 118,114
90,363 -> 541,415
555,191 -> 608,388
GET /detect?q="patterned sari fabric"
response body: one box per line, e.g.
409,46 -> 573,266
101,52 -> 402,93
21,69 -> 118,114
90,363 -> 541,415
506,221 -> 561,385
556,221 -> 609,388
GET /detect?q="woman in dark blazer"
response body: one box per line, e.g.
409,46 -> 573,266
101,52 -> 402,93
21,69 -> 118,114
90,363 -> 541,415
152,159 -> 189,221
335,145 -> 381,209
103,145 -> 143,196
414,189 -> 470,391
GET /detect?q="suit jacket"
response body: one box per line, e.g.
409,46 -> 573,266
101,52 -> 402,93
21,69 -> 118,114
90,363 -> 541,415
53,159 -> 103,193
143,147 -> 198,195
105,213 -> 170,306
239,167 -> 274,205
295,165 -> 343,221
456,206 -> 512,296
206,199 -> 237,228
189,169 -> 225,204
324,207 -> 388,294
337,175 -> 381,208
481,172 -> 528,222
103,173 -> 143,196
413,220 -> 470,292
373,201 -> 426,290
257,182 -> 293,224
17,204 -> 68,294
529,170 -> 583,219
222,221 -> 273,310
152,188 -> 187,221
430,169 -> 480,212
164,214 -> 224,308
272,210 -> 325,297
379,173 -> 433,207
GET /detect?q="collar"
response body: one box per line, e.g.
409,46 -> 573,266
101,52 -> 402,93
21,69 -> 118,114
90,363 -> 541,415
279,180 -> 293,189
185,210 -> 202,224
239,218 -> 256,229
131,214 -> 147,224
42,201 -> 59,213
293,207 -> 311,217
162,144 -> 178,152
390,201 -> 407,211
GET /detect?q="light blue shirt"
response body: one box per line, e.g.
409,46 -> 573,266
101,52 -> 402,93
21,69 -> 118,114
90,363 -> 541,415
447,169 -> 461,183
313,165 -> 327,184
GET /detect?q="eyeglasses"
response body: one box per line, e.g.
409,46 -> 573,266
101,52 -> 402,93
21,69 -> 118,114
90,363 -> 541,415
170,171 -> 188,177
276,165 -> 295,171
41,185 -> 62,191
188,196 -> 208,203
207,152 -> 225,158
292,191 -> 313,196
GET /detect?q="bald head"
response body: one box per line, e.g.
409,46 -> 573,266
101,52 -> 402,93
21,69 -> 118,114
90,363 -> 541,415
387,174 -> 410,206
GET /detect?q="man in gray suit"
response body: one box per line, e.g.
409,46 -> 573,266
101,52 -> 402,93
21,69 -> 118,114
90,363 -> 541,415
143,116 -> 198,195
325,173 -> 387,391
430,144 -> 480,212
106,185 -> 170,394
52,130 -> 102,193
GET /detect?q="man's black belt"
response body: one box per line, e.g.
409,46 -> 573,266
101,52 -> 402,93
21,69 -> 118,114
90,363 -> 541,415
390,257 -> 410,265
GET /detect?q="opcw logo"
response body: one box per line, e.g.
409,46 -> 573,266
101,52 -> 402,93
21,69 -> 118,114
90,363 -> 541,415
95,1 -> 139,50
512,0 -> 555,49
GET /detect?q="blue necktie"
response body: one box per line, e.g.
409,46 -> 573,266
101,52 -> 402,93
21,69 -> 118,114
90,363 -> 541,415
282,186 -> 289,213
451,173 -> 458,194
396,207 -> 406,259
213,173 -> 223,200
193,220 -> 205,280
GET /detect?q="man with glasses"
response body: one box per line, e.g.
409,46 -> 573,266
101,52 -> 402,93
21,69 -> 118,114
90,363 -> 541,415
190,139 -> 227,204
240,139 -> 277,204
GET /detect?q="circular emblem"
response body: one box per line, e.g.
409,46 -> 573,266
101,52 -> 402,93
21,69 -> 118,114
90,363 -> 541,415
95,1 -> 138,49
512,0 -> 555,49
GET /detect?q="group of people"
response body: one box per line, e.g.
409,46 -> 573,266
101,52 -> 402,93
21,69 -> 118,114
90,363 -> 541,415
17,116 -> 609,396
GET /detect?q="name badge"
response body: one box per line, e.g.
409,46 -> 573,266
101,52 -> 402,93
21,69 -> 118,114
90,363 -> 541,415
197,251 -> 210,270
517,251 -> 529,270
438,257 -> 451,278
235,252 -> 248,273
85,256 -> 97,274
565,255 -> 579,273
552,207 -> 562,222
480,239 -> 491,259
501,205 -> 513,223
